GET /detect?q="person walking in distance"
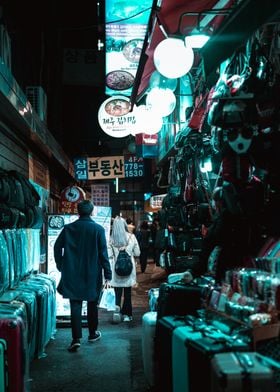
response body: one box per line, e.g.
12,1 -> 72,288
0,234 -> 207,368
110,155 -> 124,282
126,217 -> 136,234
54,200 -> 112,352
108,216 -> 140,322
136,220 -> 150,273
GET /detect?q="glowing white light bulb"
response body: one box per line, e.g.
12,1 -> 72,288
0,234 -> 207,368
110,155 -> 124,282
153,38 -> 194,79
146,87 -> 176,117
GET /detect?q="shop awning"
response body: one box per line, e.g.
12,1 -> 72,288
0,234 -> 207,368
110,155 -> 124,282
130,0 -> 280,106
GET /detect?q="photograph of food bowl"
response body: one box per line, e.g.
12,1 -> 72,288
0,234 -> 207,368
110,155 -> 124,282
104,98 -> 131,117
105,70 -> 135,91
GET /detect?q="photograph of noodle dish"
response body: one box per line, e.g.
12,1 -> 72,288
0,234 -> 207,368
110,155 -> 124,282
104,98 -> 131,117
122,39 -> 143,63
106,70 -> 135,91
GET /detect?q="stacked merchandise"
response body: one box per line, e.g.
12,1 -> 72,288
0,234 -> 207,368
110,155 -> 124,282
142,311 -> 157,388
156,314 -> 251,392
142,274 -> 215,390
211,351 -> 280,391
0,172 -> 57,391
141,288 -> 159,388
143,267 -> 280,391
156,191 -> 204,275
0,272 -> 57,392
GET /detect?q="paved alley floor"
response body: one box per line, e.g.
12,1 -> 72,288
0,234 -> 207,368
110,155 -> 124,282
28,261 -> 166,392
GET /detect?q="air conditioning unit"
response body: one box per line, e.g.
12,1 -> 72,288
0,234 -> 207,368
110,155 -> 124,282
0,24 -> 12,69
26,86 -> 48,124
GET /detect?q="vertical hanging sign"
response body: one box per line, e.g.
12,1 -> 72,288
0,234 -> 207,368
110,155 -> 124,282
105,0 -> 153,96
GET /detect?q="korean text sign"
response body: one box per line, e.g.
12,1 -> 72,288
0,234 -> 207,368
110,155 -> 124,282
87,156 -> 125,180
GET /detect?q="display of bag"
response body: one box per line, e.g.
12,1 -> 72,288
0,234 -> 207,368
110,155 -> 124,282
159,251 -> 175,271
167,231 -> 177,250
188,91 -> 209,131
142,311 -> 157,387
162,192 -> 187,229
209,98 -> 256,128
114,249 -> 133,277
207,246 -> 222,276
0,204 -> 20,229
207,49 -> 257,128
8,171 -> 40,209
211,351 -> 278,391
0,169 -> 42,228
0,168 -> 10,203
156,281 -> 211,320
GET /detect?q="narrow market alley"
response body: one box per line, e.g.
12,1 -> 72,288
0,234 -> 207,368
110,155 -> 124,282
28,261 -> 166,392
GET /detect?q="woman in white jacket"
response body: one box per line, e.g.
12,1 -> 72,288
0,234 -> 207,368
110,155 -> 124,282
108,216 -> 140,321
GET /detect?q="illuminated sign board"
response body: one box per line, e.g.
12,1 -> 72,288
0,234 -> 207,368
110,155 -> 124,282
74,155 -> 145,180
105,0 -> 153,96
124,154 -> 144,177
87,156 -> 125,180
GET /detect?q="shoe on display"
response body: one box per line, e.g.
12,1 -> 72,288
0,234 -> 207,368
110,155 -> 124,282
67,340 -> 81,352
88,331 -> 102,342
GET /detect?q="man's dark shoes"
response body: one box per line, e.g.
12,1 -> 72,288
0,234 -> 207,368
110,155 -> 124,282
67,339 -> 81,352
88,331 -> 101,343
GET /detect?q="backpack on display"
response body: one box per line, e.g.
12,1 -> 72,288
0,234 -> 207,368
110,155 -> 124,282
0,168 -> 42,228
8,170 -> 40,208
0,204 -> 20,229
0,169 -> 10,203
115,249 -> 133,277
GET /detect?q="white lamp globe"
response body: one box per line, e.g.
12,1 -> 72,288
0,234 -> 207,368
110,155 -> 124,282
149,70 -> 177,92
133,105 -> 163,135
153,37 -> 194,79
146,87 -> 176,117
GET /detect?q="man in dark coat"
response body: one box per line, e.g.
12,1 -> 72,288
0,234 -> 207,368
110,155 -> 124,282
54,200 -> 112,352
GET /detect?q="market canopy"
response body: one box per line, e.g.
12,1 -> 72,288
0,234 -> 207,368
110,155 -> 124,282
130,0 -> 280,106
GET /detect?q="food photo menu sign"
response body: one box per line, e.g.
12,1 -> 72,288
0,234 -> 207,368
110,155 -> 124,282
47,206 -> 112,317
105,0 -> 153,96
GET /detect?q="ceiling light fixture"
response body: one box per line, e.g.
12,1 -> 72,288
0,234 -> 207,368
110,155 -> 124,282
184,31 -> 210,49
178,4 -> 232,49
153,37 -> 194,79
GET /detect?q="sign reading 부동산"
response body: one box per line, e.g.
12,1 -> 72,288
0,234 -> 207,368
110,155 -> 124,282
87,156 -> 125,180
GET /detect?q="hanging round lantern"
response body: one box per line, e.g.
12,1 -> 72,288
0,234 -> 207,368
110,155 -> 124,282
146,87 -> 176,117
153,37 -> 194,79
133,105 -> 163,135
149,70 -> 177,91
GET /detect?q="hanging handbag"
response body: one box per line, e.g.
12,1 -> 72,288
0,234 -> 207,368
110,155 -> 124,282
188,92 -> 209,131
159,251 -> 175,270
167,231 -> 177,250
207,49 -> 257,128
159,252 -> 166,268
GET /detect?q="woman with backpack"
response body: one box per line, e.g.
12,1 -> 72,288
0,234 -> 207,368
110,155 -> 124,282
108,216 -> 140,322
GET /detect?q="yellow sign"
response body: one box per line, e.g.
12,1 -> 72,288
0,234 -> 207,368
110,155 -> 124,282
87,156 -> 125,180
